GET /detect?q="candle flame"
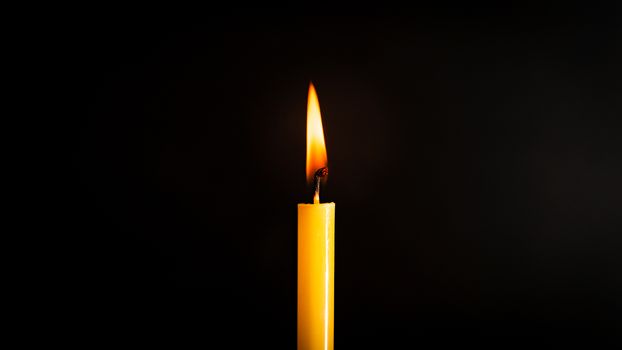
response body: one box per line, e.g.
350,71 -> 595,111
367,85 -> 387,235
306,83 -> 328,185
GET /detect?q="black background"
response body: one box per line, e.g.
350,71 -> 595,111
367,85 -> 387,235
69,8 -> 621,346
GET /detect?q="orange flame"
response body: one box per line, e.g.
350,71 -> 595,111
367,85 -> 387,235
306,83 -> 328,189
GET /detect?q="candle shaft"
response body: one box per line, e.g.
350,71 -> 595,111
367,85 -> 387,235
298,203 -> 335,350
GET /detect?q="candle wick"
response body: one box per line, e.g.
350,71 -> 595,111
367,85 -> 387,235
313,167 -> 328,204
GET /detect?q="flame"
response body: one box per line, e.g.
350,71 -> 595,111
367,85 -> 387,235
306,83 -> 328,186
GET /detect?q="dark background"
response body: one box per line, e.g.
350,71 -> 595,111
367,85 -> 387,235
69,8 -> 621,346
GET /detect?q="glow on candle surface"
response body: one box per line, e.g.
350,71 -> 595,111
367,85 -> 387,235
298,83 -> 335,350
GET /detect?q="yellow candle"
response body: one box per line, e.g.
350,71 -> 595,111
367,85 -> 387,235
298,83 -> 334,350
298,203 -> 334,350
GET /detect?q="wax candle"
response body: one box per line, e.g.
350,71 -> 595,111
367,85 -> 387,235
298,83 -> 335,350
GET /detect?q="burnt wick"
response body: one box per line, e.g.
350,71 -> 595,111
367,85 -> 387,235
313,167 -> 329,204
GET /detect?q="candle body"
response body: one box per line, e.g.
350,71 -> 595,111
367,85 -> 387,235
298,203 -> 335,350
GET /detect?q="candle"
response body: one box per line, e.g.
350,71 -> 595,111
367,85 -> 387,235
298,83 -> 335,350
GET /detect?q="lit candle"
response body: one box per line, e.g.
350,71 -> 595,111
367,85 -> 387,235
298,83 -> 335,350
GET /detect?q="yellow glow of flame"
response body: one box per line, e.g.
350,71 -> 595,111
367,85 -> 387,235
306,83 -> 328,185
